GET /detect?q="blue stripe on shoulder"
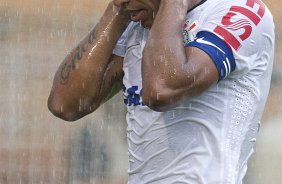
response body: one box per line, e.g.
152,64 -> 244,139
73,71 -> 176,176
185,31 -> 236,81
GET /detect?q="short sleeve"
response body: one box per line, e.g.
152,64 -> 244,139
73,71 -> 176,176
184,0 -> 274,80
113,22 -> 135,57
185,31 -> 235,81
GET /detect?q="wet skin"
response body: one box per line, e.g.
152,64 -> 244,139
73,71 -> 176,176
114,0 -> 161,28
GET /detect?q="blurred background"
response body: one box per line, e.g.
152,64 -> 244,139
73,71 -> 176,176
0,0 -> 281,183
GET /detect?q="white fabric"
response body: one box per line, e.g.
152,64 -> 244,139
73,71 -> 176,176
113,0 -> 275,183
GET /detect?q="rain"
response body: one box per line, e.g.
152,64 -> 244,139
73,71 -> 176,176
0,0 -> 281,184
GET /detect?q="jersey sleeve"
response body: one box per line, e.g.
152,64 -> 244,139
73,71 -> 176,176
113,22 -> 135,57
185,31 -> 235,81
184,0 -> 274,81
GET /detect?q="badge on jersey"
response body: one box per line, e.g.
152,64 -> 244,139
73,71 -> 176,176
183,20 -> 199,45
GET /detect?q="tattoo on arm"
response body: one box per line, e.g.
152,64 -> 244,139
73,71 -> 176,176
60,28 -> 97,84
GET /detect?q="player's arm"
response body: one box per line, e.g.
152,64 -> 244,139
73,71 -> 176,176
142,0 -> 227,111
48,2 -> 129,121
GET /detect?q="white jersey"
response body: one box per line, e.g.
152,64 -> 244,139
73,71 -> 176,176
113,0 -> 275,183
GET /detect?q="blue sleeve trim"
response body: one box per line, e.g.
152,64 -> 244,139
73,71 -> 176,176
185,31 -> 236,81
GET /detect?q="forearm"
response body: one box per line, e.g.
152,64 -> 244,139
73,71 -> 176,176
48,2 -> 129,120
142,0 -> 203,109
59,3 -> 128,85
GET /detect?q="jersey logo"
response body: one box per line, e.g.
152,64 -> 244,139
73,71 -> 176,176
214,0 -> 266,51
186,20 -> 198,32
183,20 -> 199,44
222,57 -> 232,77
196,37 -> 226,54
123,85 -> 144,106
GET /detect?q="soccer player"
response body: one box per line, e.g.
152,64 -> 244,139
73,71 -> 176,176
48,0 -> 275,183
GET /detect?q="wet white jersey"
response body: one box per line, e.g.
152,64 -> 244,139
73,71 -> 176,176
113,0 -> 275,183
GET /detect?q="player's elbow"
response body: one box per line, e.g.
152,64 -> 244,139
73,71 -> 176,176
142,82 -> 173,112
48,94 -> 94,122
48,109 -> 79,122
48,97 -> 77,122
